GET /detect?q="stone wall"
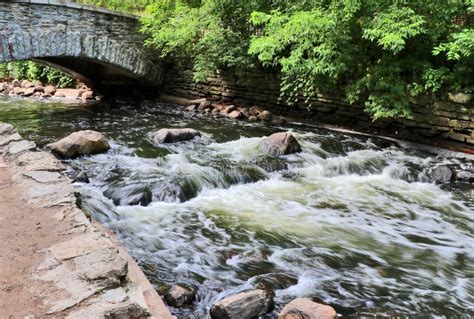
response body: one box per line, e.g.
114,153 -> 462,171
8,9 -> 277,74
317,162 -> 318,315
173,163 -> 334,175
0,1 -> 162,88
162,62 -> 474,148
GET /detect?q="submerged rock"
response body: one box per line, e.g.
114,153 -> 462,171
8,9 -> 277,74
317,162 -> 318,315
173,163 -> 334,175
259,132 -> 302,156
165,284 -> 196,308
74,171 -> 90,183
152,128 -> 201,144
210,289 -> 274,319
430,165 -> 453,184
454,170 -> 474,183
47,130 -> 110,159
248,116 -> 258,123
279,298 -> 337,319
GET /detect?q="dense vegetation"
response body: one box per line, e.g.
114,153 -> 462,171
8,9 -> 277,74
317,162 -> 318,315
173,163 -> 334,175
0,61 -> 75,88
75,0 -> 153,14
140,0 -> 473,119
5,1 -> 473,119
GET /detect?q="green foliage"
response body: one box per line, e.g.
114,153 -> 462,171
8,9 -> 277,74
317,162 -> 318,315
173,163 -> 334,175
141,0 -> 263,81
362,6 -> 425,54
75,0 -> 153,14
248,1 -> 473,119
0,61 -> 75,88
141,0 -> 473,119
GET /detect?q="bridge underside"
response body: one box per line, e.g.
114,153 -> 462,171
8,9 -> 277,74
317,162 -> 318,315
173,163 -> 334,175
1,1 -> 163,98
34,57 -> 158,97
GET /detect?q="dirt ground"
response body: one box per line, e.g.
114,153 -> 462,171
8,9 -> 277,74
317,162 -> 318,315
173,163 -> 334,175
0,157 -> 64,317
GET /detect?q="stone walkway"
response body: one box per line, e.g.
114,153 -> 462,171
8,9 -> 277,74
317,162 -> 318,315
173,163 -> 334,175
0,123 -> 174,318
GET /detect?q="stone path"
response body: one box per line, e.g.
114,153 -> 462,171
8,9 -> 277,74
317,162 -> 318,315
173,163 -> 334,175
0,123 -> 174,318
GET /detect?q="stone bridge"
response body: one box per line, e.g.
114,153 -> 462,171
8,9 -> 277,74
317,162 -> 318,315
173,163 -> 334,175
0,0 -> 162,93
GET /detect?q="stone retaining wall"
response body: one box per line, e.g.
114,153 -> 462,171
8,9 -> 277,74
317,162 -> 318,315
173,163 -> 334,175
162,62 -> 474,148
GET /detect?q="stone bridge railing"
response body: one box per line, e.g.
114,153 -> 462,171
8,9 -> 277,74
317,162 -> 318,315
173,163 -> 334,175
0,0 -> 162,90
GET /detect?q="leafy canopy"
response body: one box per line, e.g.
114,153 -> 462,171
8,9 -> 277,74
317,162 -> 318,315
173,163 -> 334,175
0,61 -> 75,88
86,0 -> 474,119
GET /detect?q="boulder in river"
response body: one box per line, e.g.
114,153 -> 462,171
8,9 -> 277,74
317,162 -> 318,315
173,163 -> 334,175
198,101 -> 212,111
228,110 -> 244,120
259,110 -> 272,122
430,165 -> 453,184
210,289 -> 274,319
23,87 -> 35,97
185,105 -> 197,112
248,116 -> 258,123
165,284 -> 196,308
13,87 -> 25,95
21,80 -> 35,89
259,132 -> 302,156
47,130 -> 110,159
249,106 -> 264,116
82,91 -> 94,100
152,128 -> 201,144
73,171 -> 90,183
44,85 -> 56,95
279,298 -> 337,319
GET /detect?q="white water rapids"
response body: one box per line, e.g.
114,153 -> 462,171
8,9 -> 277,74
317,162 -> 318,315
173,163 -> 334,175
0,97 -> 472,318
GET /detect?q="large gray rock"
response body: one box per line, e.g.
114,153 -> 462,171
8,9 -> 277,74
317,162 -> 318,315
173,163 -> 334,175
165,284 -> 196,308
279,298 -> 337,319
259,132 -> 302,156
47,130 -> 110,159
152,128 -> 201,144
430,165 -> 453,184
210,289 -> 274,319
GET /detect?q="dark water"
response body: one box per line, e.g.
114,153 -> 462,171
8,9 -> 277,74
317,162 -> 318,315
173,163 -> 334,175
0,96 -> 473,318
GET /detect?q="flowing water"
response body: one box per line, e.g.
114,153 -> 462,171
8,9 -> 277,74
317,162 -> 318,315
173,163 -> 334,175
0,96 -> 473,318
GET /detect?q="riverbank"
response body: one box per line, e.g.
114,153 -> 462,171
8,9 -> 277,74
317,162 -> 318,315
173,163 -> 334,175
160,94 -> 474,155
0,79 -> 98,101
0,123 -> 173,318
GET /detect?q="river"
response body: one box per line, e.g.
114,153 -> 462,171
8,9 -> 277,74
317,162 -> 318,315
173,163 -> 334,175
0,96 -> 473,318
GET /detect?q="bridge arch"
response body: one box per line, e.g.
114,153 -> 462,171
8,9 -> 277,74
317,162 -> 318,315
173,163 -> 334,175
0,0 -> 162,93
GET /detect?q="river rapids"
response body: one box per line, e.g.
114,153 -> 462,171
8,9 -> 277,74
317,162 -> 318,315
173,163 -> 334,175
0,96 -> 473,318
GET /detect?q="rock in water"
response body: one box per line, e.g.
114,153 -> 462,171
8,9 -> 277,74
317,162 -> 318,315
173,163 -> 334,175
228,111 -> 243,120
152,128 -> 201,144
74,171 -> 90,183
259,110 -> 272,122
165,284 -> 196,308
210,289 -> 274,319
430,165 -> 453,184
279,298 -> 337,319
259,132 -> 302,156
47,130 -> 110,159
44,85 -> 56,95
